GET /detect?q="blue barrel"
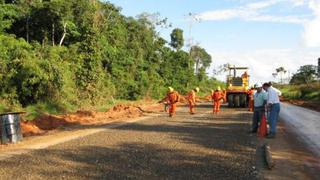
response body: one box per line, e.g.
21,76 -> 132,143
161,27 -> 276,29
0,112 -> 24,144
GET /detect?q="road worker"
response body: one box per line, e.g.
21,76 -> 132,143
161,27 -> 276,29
187,87 -> 199,114
263,82 -> 282,138
159,87 -> 180,117
241,71 -> 249,87
211,86 -> 224,114
247,87 -> 255,112
250,83 -> 267,133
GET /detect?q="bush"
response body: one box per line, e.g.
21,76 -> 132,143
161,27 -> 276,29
277,83 -> 320,102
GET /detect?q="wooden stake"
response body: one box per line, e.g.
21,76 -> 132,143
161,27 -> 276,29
264,143 -> 275,170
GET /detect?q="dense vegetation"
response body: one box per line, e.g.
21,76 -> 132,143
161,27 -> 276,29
0,0 -> 223,114
276,65 -> 319,102
278,83 -> 320,102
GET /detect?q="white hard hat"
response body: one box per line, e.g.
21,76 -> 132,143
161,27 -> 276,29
254,83 -> 262,88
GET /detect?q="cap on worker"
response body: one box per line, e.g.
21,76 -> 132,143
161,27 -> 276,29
195,87 -> 200,92
254,83 -> 262,88
216,86 -> 221,91
168,87 -> 174,92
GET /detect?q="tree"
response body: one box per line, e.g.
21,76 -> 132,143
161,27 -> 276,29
275,67 -> 287,84
0,0 -> 222,110
170,28 -> 184,51
189,45 -> 212,75
213,63 -> 229,76
290,65 -> 318,85
0,2 -> 17,33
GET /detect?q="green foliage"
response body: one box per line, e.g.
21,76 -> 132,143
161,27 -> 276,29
0,3 -> 17,33
0,0 -> 223,117
190,45 -> 212,74
277,83 -> 320,102
170,28 -> 184,50
290,65 -> 318,85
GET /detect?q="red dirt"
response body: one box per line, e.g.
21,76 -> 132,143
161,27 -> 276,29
20,121 -> 44,137
21,102 -> 162,137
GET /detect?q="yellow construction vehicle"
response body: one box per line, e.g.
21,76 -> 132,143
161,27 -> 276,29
226,65 -> 250,107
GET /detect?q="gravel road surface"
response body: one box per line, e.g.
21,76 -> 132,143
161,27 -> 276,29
0,104 -> 258,179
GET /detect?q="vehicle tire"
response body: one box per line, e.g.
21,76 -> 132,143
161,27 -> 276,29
243,94 -> 248,107
234,94 -> 240,107
228,94 -> 234,107
240,94 -> 247,107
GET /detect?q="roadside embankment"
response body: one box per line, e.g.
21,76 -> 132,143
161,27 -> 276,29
277,83 -> 320,112
19,101 -> 162,137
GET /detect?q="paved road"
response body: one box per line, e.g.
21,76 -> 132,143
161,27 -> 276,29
0,104 -> 258,179
280,102 -> 320,156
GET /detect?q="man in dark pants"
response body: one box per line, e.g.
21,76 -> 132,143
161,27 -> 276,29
263,82 -> 282,138
251,83 -> 267,133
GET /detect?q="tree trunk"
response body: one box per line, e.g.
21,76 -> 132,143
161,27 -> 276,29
59,22 -> 67,46
195,58 -> 200,75
52,23 -> 55,46
26,16 -> 30,42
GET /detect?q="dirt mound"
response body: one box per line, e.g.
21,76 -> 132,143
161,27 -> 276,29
106,104 -> 143,118
33,114 -> 73,130
20,102 -> 162,137
74,110 -> 96,117
21,121 -> 44,137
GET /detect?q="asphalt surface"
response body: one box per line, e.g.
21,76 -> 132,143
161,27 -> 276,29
0,104 -> 258,180
280,102 -> 320,156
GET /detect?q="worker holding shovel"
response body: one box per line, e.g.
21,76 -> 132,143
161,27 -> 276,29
159,87 -> 180,117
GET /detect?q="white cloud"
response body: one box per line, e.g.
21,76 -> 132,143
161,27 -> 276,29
247,14 -> 308,24
198,0 -> 320,47
208,49 -> 319,84
246,0 -> 280,10
197,0 -> 309,24
303,0 -> 320,47
292,0 -> 306,6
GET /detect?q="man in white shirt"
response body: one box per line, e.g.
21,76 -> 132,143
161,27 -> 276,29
263,82 -> 281,138
251,83 -> 267,133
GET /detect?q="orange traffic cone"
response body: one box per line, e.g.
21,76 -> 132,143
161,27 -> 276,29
258,114 -> 267,138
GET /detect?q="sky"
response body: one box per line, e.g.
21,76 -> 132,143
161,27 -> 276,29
106,0 -> 320,84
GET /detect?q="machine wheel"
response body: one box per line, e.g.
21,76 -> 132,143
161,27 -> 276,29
240,94 -> 247,107
228,94 -> 234,107
234,94 -> 240,107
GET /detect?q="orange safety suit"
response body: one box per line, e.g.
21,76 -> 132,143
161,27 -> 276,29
212,91 -> 223,113
248,89 -> 254,112
164,91 -> 180,117
187,90 -> 196,114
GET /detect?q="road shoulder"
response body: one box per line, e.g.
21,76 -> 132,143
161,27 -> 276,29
0,113 -> 160,160
256,120 -> 320,180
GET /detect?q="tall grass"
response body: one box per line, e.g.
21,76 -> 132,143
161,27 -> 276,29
277,83 -> 320,102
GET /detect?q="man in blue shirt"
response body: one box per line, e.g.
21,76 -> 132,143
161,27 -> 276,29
251,83 -> 267,133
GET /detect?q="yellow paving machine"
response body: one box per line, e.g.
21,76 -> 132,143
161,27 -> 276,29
226,65 -> 250,107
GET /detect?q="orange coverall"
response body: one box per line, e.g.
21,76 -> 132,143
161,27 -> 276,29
212,91 -> 223,113
248,89 -> 254,112
187,90 -> 196,114
164,91 -> 180,117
